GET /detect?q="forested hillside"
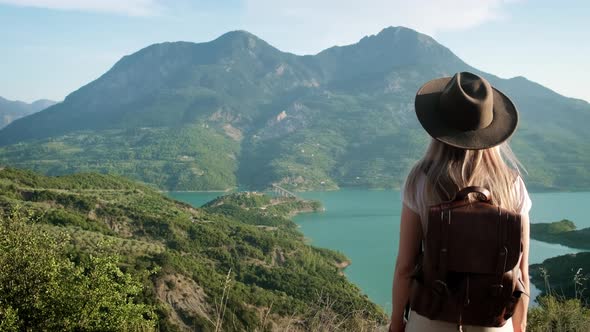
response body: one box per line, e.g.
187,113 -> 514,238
0,167 -> 385,331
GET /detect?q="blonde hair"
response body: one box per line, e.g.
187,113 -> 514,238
404,139 -> 524,222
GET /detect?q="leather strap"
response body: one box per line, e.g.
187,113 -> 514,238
438,207 -> 451,280
492,207 -> 508,297
454,186 -> 492,203
495,207 -> 504,275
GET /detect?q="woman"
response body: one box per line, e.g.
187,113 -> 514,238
389,72 -> 531,332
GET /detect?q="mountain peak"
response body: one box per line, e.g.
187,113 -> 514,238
31,99 -> 57,108
213,29 -> 271,51
315,26 -> 467,80
360,26 -> 439,48
218,29 -> 260,40
376,26 -> 420,36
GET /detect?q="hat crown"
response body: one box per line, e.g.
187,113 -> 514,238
414,71 -> 518,150
439,72 -> 494,131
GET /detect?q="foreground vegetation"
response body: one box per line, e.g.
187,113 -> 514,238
0,208 -> 157,331
527,261 -> 590,332
527,219 -> 590,331
530,252 -> 590,303
0,167 -> 386,331
528,295 -> 590,332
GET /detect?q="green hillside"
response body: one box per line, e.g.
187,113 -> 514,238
0,125 -> 239,190
0,167 -> 385,331
1,27 -> 589,191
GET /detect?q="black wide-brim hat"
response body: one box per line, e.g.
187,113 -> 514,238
415,72 -> 519,150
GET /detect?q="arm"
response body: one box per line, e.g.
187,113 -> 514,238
389,204 -> 423,332
512,213 -> 530,332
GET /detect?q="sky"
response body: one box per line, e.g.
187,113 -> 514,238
0,0 -> 589,103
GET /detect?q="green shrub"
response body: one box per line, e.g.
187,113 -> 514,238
528,295 -> 590,332
0,207 -> 157,331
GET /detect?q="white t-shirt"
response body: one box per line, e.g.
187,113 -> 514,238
402,175 -> 532,230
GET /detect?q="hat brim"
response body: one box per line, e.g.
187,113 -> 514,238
415,77 -> 518,150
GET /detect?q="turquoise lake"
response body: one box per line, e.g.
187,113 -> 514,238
168,190 -> 589,314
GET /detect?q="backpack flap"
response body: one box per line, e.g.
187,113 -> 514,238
427,202 -> 522,275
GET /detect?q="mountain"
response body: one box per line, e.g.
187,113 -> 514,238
0,167 -> 386,330
0,96 -> 56,129
0,27 -> 589,191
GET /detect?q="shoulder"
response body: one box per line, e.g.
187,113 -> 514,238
513,175 -> 532,216
402,170 -> 427,214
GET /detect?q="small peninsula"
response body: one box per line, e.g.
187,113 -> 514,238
531,219 -> 590,250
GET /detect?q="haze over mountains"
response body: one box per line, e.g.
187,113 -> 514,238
0,97 -> 56,129
0,27 -> 588,191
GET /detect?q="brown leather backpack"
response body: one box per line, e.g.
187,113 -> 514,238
409,186 -> 527,328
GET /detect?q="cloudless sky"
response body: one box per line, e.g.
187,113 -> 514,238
0,0 -> 588,103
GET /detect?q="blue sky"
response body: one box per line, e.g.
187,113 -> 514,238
1,0 -> 588,103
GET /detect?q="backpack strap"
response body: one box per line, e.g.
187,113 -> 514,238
405,240 -> 424,321
432,205 -> 451,302
492,207 -> 509,297
438,206 -> 451,279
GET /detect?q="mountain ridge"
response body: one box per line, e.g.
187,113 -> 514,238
0,26 -> 588,191
0,96 -> 56,129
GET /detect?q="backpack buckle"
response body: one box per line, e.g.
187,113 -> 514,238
490,284 -> 504,297
433,279 -> 450,297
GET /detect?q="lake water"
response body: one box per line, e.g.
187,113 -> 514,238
168,190 -> 590,314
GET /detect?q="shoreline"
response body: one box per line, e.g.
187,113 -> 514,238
335,260 -> 351,269
159,189 -> 233,193
286,206 -> 325,218
168,190 -> 590,312
163,187 -> 590,195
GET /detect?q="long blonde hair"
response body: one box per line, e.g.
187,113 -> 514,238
404,139 -> 524,221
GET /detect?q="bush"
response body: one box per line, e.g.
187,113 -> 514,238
528,295 -> 590,332
0,206 -> 157,331
528,267 -> 590,331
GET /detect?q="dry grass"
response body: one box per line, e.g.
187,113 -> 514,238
269,289 -> 386,332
